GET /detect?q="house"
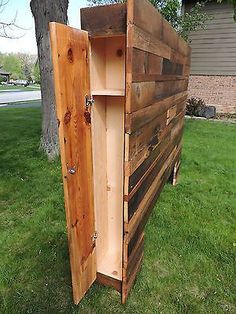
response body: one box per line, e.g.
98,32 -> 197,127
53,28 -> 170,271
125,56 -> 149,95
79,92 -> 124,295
0,67 -> 11,83
182,0 -> 236,113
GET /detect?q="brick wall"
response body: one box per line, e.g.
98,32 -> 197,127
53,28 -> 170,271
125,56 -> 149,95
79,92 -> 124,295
188,75 -> 236,114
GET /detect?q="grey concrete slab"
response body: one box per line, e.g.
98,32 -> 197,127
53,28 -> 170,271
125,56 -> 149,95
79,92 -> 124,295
0,91 -> 41,104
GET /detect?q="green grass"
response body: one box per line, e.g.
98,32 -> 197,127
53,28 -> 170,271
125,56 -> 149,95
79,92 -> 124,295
0,108 -> 235,314
0,85 -> 40,92
6,99 -> 41,107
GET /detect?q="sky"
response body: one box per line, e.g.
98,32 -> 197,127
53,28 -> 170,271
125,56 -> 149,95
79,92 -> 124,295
0,0 -> 88,55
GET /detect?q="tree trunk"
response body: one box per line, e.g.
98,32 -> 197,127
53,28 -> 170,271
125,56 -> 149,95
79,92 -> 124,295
30,0 -> 69,160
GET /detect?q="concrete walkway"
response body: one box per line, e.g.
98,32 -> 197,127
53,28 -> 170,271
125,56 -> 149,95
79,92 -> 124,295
0,90 -> 41,104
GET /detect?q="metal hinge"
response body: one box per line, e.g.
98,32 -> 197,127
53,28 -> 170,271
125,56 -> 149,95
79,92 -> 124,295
91,231 -> 98,244
84,95 -> 94,124
85,95 -> 94,110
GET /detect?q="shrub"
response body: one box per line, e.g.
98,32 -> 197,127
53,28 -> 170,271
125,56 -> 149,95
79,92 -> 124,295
186,97 -> 206,116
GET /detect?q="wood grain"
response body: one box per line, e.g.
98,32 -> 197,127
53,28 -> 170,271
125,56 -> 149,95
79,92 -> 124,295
127,129 -> 183,220
96,272 -> 122,292
122,1 -> 190,303
125,144 -> 182,241
133,0 -> 162,40
128,81 -> 188,113
125,91 -> 187,133
50,22 -> 96,305
126,110 -> 185,178
81,3 -> 127,37
133,24 -> 171,60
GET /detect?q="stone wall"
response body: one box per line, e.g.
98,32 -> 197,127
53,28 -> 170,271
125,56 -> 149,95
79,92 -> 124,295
188,76 -> 236,114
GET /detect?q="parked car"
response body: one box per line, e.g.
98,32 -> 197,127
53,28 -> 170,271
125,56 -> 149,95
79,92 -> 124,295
12,80 -> 29,87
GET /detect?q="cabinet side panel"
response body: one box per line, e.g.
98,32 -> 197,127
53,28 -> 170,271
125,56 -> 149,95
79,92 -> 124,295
50,23 -> 96,305
122,0 -> 191,304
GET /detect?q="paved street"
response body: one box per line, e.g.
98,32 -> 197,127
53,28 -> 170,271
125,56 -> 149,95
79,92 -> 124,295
0,100 -> 41,108
0,90 -> 41,104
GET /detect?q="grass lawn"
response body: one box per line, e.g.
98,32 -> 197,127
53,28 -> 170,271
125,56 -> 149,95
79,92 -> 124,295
0,108 -> 235,313
0,85 -> 40,92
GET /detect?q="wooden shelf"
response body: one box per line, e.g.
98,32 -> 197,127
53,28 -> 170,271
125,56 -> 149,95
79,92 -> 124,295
92,89 -> 125,96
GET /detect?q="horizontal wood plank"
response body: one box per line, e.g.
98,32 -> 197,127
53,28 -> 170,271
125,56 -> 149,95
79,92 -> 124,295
128,80 -> 188,113
127,117 -> 184,198
162,58 -> 183,76
124,144 -> 182,239
127,125 -> 184,220
133,24 -> 171,60
133,0 -> 162,40
125,112 -> 184,179
132,48 -> 163,78
127,235 -> 145,282
163,18 -> 179,51
126,90 -> 187,133
122,248 -> 144,304
122,0 -> 190,303
97,272 -> 122,292
81,3 -> 127,37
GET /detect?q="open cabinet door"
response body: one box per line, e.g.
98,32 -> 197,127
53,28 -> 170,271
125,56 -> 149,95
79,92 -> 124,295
50,22 -> 96,304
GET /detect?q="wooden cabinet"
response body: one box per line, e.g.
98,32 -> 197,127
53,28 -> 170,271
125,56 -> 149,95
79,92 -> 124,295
50,0 -> 191,305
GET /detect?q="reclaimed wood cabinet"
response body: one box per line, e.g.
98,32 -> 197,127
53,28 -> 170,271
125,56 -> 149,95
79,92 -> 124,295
50,0 -> 191,305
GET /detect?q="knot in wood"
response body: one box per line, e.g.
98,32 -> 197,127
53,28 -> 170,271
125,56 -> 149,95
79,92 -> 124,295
67,48 -> 74,63
84,111 -> 91,124
64,111 -> 71,124
117,49 -> 123,57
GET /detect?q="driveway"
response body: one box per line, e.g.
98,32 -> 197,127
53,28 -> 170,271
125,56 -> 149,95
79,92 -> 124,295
0,90 -> 41,104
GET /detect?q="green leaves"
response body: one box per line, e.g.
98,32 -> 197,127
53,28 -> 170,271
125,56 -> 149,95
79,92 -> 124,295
87,0 -> 211,41
217,0 -> 236,21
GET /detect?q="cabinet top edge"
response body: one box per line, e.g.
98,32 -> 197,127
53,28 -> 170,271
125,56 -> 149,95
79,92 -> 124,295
80,3 -> 127,37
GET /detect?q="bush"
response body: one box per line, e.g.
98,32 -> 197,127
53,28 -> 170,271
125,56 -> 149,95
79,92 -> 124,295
186,97 -> 206,116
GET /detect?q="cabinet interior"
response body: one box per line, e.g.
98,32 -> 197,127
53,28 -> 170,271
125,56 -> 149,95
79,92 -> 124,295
90,36 -> 125,96
90,36 -> 125,281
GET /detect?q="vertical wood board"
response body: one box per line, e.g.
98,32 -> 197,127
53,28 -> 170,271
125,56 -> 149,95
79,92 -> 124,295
50,22 -> 96,305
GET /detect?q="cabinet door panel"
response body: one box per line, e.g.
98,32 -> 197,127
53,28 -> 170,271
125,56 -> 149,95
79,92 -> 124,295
50,22 -> 96,305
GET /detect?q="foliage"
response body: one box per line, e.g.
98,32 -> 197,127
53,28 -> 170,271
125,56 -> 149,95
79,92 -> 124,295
217,0 -> 236,20
156,0 -> 180,30
19,54 -> 34,82
0,107 -> 236,313
87,0 -> 125,3
0,53 -> 22,78
0,74 -> 6,83
179,2 -> 212,41
87,0 -> 211,41
0,52 -> 36,81
33,61 -> 40,84
186,97 -> 206,116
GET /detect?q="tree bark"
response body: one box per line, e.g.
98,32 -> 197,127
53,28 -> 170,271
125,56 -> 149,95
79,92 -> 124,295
30,0 -> 69,160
